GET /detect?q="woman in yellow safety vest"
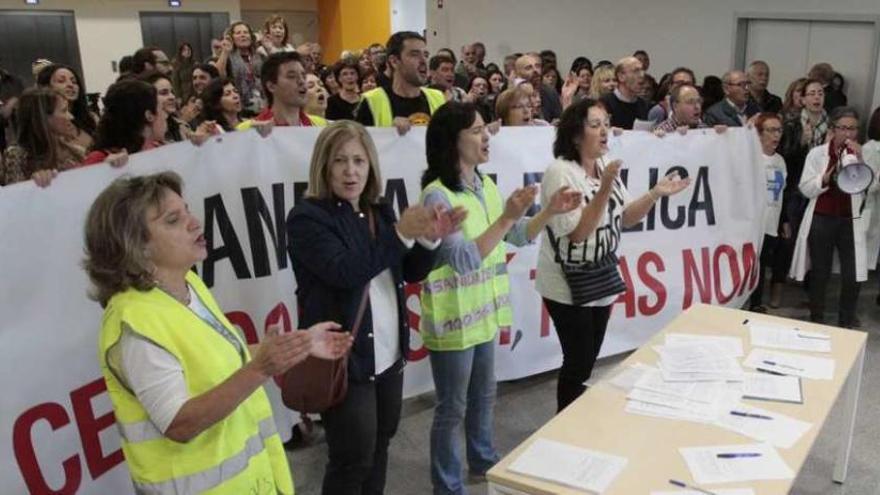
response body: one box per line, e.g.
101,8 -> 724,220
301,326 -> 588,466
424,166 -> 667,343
420,101 -> 581,494
83,171 -> 352,494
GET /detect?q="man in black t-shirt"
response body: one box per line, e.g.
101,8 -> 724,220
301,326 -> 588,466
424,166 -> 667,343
355,31 -> 445,134
600,56 -> 650,130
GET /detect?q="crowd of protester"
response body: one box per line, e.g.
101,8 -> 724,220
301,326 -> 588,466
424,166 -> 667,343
2,14 -> 880,495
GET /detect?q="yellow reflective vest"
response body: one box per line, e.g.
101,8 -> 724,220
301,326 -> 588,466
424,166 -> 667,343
98,271 -> 294,495
419,176 -> 512,351
361,87 -> 446,127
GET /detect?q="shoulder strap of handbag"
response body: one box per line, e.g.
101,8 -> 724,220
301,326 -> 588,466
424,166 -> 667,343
348,207 -> 377,341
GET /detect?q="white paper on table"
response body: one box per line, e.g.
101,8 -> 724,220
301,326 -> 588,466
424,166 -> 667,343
743,348 -> 836,380
507,438 -> 627,494
651,490 -> 755,495
627,389 -> 721,418
634,369 -> 729,404
741,372 -> 803,404
656,342 -> 743,373
660,368 -> 745,383
715,402 -> 812,449
665,333 -> 745,357
749,323 -> 831,353
679,443 -> 794,484
606,363 -> 656,392
624,399 -> 718,424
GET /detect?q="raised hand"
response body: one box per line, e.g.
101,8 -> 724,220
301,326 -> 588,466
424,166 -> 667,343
600,160 -> 622,189
249,324 -> 312,377
424,204 -> 467,241
106,149 -> 129,168
653,171 -> 691,197
561,74 -> 578,109
503,184 -> 539,221
307,322 -> 351,360
545,185 -> 583,214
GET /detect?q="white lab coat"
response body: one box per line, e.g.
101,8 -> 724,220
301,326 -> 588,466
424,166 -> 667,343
789,143 -> 879,282
863,140 -> 880,268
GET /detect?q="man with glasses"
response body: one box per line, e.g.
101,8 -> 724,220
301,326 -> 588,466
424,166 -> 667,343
704,70 -> 759,127
747,60 -> 783,113
654,84 -> 708,133
791,107 -> 873,328
648,66 -> 696,123
600,56 -> 650,129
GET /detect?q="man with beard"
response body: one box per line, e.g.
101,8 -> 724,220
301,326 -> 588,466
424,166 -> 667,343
515,53 -> 562,122
356,31 -> 445,135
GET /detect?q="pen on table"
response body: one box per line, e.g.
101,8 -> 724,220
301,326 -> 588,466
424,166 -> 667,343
668,478 -> 718,495
717,452 -> 762,459
796,332 -> 829,340
730,410 -> 773,420
756,367 -> 787,376
742,318 -> 749,325
763,360 -> 803,371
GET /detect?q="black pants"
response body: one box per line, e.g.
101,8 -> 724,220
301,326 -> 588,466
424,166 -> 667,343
751,234 -> 785,307
807,214 -> 860,325
543,298 -> 612,413
321,362 -> 404,495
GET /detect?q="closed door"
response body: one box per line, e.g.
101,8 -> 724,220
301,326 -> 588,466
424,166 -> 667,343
744,18 -> 876,119
140,12 -> 230,63
0,10 -> 82,86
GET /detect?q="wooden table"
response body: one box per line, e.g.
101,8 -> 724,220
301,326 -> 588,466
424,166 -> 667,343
487,304 -> 867,494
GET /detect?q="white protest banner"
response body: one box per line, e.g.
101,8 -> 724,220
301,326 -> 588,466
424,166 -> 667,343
0,127 -> 764,494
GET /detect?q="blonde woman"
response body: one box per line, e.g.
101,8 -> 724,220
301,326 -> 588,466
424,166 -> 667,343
590,65 -> 616,100
287,121 -> 463,494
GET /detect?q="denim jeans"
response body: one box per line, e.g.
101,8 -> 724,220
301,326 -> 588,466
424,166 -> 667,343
428,340 -> 500,495
320,362 -> 404,495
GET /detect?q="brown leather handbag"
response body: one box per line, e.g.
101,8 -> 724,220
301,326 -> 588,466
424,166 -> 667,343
280,284 -> 370,413
281,209 -> 376,413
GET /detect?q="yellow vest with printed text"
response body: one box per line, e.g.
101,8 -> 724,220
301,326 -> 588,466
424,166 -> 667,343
419,175 -> 512,351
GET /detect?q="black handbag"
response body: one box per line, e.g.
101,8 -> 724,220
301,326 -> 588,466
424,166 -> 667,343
545,226 -> 627,306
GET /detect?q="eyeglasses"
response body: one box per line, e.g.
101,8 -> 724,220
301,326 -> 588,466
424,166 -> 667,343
681,98 -> 703,105
763,127 -> 783,135
804,91 -> 825,97
726,81 -> 750,88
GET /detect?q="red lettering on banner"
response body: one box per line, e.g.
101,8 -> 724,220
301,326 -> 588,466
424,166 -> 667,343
70,379 -> 123,479
637,251 -> 667,316
682,247 -> 712,308
738,242 -> 758,296
226,311 -> 258,344
682,244 -> 757,307
405,282 -> 429,362
614,256 -> 637,318
13,402 -> 82,495
265,303 -> 292,333
713,245 -> 741,304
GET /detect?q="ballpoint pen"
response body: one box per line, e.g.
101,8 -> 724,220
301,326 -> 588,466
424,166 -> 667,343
730,410 -> 773,420
668,478 -> 718,495
717,452 -> 762,458
763,360 -> 803,371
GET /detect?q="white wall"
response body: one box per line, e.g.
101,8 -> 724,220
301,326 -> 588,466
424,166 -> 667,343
427,0 -> 880,112
392,0 -> 427,35
11,0 -> 241,96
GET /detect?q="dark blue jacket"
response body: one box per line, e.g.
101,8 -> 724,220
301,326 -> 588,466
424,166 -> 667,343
287,197 -> 436,383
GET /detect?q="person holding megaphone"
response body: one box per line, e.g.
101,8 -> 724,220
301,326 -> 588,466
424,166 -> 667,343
790,107 -> 880,328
